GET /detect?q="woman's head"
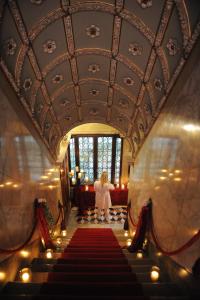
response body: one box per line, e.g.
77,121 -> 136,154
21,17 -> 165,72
100,171 -> 108,185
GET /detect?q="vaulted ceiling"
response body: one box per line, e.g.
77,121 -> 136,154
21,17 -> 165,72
0,0 -> 200,160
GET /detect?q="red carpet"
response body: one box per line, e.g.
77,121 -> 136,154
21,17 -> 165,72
47,228 -> 148,299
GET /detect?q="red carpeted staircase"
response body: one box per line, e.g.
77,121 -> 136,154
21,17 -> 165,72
0,228 -> 190,299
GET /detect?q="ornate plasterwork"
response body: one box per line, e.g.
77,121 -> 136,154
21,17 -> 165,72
88,64 -> 100,73
123,77 -> 134,86
89,108 -> 99,116
4,38 -> 17,56
89,89 -> 100,96
118,98 -> 129,109
166,38 -> 180,56
86,25 -> 100,38
128,43 -> 142,56
154,78 -> 163,91
23,78 -> 32,91
52,74 -> 63,84
137,0 -> 152,9
43,40 -> 56,54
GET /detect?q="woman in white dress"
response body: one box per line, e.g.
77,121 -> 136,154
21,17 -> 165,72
94,171 -> 114,222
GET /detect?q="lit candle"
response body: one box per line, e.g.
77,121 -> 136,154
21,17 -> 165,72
71,169 -> 74,176
85,176 -> 89,183
136,251 -> 143,259
150,266 -> 160,282
124,231 -> 129,237
46,249 -> 53,259
0,271 -> 6,281
85,185 -> 89,191
61,230 -> 67,237
126,239 -> 132,247
75,166 -> 79,172
78,172 -> 82,179
121,184 -> 125,189
116,183 -> 119,188
20,268 -> 31,283
71,177 -> 76,185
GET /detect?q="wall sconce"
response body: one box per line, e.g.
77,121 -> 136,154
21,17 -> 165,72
20,250 -> 30,258
136,250 -> 143,259
61,230 -> 67,237
126,239 -> 132,247
0,271 -> 6,282
19,268 -> 31,283
46,249 -> 53,259
150,266 -> 160,282
124,231 -> 129,237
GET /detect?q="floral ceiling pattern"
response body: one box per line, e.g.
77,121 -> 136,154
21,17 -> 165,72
0,0 -> 200,160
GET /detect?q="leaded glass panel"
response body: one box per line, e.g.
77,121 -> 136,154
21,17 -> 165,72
69,138 -> 76,171
79,137 -> 94,181
97,137 -> 112,181
115,138 -> 122,183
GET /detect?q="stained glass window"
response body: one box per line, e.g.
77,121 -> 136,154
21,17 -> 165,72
69,138 -> 76,171
79,137 -> 94,181
97,137 -> 112,181
115,138 -> 122,183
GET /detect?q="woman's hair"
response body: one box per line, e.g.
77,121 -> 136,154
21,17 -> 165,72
100,171 -> 108,185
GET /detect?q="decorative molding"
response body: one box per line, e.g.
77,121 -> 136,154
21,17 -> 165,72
42,53 -> 70,77
136,0 -> 152,9
0,58 -> 19,93
107,87 -> 113,106
128,42 -> 143,56
156,46 -> 170,87
166,38 -> 180,56
86,24 -> 100,38
30,80 -> 42,111
52,74 -> 63,84
175,0 -> 191,47
112,16 -> 121,56
123,76 -> 134,86
70,57 -> 78,84
184,21 -> 200,58
88,64 -> 100,73
23,78 -> 32,91
15,44 -> 28,86
89,89 -> 100,96
43,40 -> 57,54
89,107 -> 99,116
3,38 -> 17,56
27,48 -> 42,80
109,59 -> 117,85
117,53 -> 143,80
118,98 -> 129,109
136,83 -> 146,106
143,48 -> 156,83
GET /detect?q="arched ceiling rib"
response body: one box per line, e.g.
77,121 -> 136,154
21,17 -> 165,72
0,0 -> 200,160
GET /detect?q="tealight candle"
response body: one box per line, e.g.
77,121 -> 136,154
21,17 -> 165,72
124,231 -> 129,237
150,266 -> 160,282
71,177 -> 76,185
20,268 -> 31,283
126,239 -> 132,247
85,185 -> 89,191
46,249 -> 53,259
136,250 -> 143,259
121,184 -> 125,189
116,183 -> 119,188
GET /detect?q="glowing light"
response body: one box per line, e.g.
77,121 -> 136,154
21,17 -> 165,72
56,237 -> 62,245
161,169 -> 167,173
41,238 -> 45,247
0,184 -> 5,188
41,176 -> 48,179
5,181 -> 12,186
121,184 -> 125,189
75,166 -> 79,172
179,268 -> 189,278
47,172 -> 52,175
154,186 -> 160,191
124,231 -> 129,237
48,185 -> 54,189
159,176 -> 167,180
156,252 -> 162,257
182,124 -> 200,132
71,177 -> 76,185
126,239 -> 132,247
169,173 -> 173,177
61,230 -> 67,237
20,268 -> 31,283
49,168 -> 55,172
46,249 -> 53,259
13,184 -> 19,188
70,170 -> 75,176
131,230 -> 136,237
150,266 -> 160,282
136,251 -> 143,259
174,170 -> 181,174
0,271 -> 6,281
85,176 -> 89,183
78,172 -> 82,179
116,183 -> 119,188
174,177 -> 182,182
20,250 -> 29,258
53,178 -> 59,182
85,185 -> 89,191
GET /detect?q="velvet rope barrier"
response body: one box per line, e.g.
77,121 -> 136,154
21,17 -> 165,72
150,213 -> 200,256
0,200 -> 38,254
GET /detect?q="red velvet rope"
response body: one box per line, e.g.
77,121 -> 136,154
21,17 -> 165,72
127,205 -> 138,227
37,207 -> 55,249
150,217 -> 200,256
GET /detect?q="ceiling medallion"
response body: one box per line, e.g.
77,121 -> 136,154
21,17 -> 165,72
64,115 -> 72,121
123,77 -> 134,86
4,38 -> 17,56
88,64 -> 100,73
166,38 -> 180,56
60,98 -> 70,106
86,25 -> 100,38
43,40 -> 56,54
89,108 -> 99,116
52,74 -> 63,84
44,122 -> 51,130
154,78 -> 163,91
23,78 -> 32,91
118,98 -> 129,109
89,89 -> 100,96
128,43 -> 142,56
137,0 -> 152,9
30,0 -> 44,4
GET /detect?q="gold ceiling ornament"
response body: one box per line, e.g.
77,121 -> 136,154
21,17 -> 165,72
88,64 -> 100,73
4,38 -> 17,56
89,108 -> 99,116
118,98 -> 129,109
166,38 -> 180,56
128,43 -> 143,56
23,78 -> 32,91
89,89 -> 100,96
154,78 -> 163,91
60,98 -> 70,106
43,40 -> 57,54
86,25 -> 100,38
137,0 -> 152,9
52,74 -> 63,84
123,77 -> 134,86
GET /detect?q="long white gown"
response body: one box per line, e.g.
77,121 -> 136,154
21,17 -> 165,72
94,181 -> 114,210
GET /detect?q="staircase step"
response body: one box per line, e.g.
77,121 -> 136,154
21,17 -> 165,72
32,257 -> 129,265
